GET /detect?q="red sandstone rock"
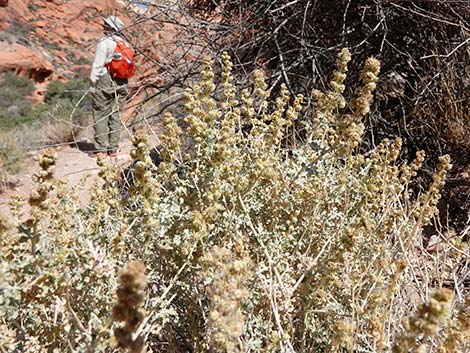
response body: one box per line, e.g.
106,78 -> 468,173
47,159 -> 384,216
30,20 -> 47,28
0,0 -> 126,87
45,0 -> 63,5
0,44 -> 54,82
0,0 -> 173,105
0,0 -> 27,23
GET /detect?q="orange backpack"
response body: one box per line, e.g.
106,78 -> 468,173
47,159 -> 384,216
105,41 -> 136,79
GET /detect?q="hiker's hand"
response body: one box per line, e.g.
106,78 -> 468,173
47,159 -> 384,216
88,87 -> 96,96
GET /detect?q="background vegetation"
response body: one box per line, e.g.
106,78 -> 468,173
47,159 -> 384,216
0,72 -> 91,182
0,72 -> 36,131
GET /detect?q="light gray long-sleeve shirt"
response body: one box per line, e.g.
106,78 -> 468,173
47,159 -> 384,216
90,35 -> 126,85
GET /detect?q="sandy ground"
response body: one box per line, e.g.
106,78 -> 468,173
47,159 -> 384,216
0,137 -> 138,224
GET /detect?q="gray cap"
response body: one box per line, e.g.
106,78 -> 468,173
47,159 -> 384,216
103,16 -> 124,32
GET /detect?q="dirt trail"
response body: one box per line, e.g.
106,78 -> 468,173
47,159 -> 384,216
0,138 -> 139,223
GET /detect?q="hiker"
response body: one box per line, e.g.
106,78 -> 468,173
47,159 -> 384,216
89,15 -> 135,157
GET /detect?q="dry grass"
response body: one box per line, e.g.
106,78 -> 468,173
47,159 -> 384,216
0,136 -> 27,187
412,57 -> 470,155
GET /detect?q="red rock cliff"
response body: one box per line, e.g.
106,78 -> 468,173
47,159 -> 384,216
0,0 -> 132,99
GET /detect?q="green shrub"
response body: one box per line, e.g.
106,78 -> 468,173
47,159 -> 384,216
73,56 -> 91,65
0,51 -> 468,353
0,72 -> 34,102
0,72 -> 34,176
2,19 -> 35,42
0,75 -> 91,179
0,137 -> 26,182
41,79 -> 91,144
41,100 -> 89,145
0,72 -> 35,130
44,79 -> 91,108
0,75 -> 91,142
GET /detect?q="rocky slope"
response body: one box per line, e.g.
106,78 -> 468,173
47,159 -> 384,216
1,0 -> 204,111
0,0 -> 152,101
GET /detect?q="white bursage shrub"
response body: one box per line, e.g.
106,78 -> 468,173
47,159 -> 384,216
1,49 -> 469,353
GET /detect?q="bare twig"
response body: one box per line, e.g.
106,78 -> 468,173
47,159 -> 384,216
421,36 -> 470,59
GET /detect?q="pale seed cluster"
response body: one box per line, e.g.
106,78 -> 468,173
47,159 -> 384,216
28,150 -> 56,211
311,47 -> 351,144
91,153 -> 121,209
221,51 -> 238,111
253,69 -> 270,114
160,112 -> 182,164
313,47 -> 351,114
204,245 -> 251,353
267,83 -> 290,146
438,295 -> 470,352
393,288 -> 454,353
113,261 -> 147,353
350,57 -> 381,120
400,150 -> 426,187
184,57 -> 220,144
25,149 -> 57,252
337,56 -> 381,152
415,154 -> 452,225
129,132 -> 160,231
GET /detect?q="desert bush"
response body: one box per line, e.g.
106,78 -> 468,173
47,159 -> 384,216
0,76 -> 91,147
44,79 -> 90,106
0,75 -> 91,181
39,79 -> 92,144
0,137 -> 26,184
40,100 -> 89,145
0,72 -> 35,131
0,18 -> 35,45
0,51 -> 468,353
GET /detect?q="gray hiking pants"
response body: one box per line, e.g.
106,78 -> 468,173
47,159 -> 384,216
92,73 -> 128,153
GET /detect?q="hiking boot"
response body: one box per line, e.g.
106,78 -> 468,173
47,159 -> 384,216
88,151 -> 105,158
107,149 -> 120,157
